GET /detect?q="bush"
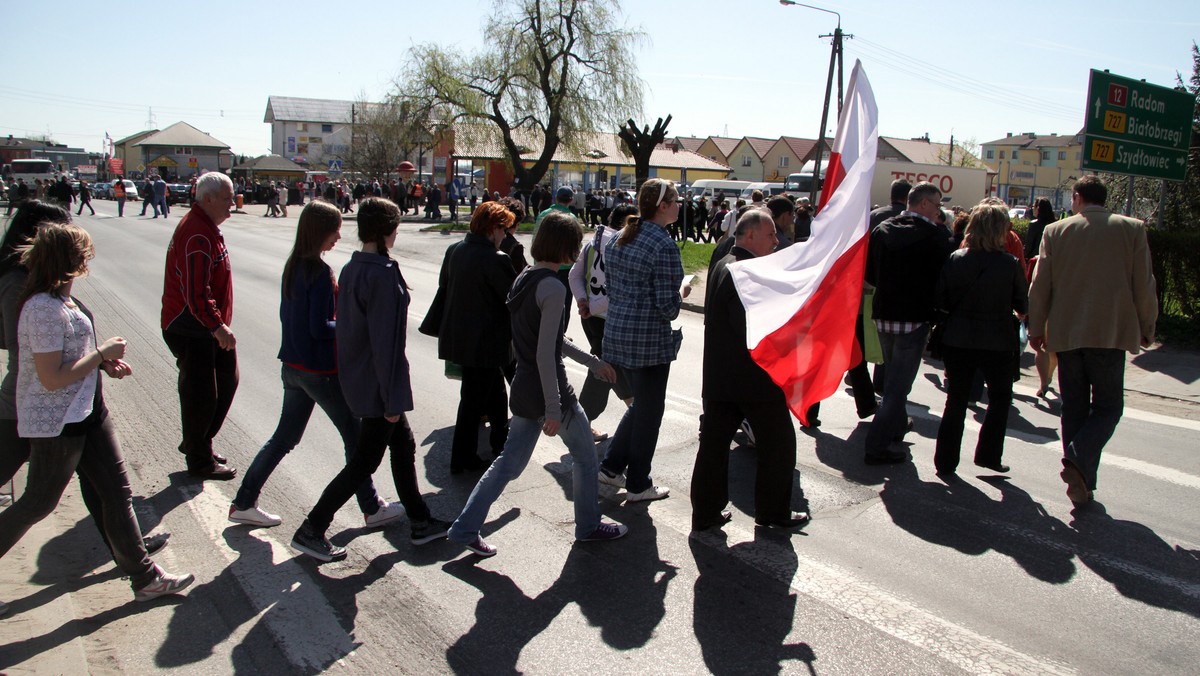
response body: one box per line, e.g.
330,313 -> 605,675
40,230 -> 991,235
1147,230 -> 1200,319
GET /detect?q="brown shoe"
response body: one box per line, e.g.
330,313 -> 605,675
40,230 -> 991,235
189,463 -> 237,481
1060,462 -> 1092,505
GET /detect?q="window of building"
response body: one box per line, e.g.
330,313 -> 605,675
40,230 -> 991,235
1042,150 -> 1051,161
1058,151 -> 1066,160
742,155 -> 752,167
1075,152 -> 1081,160
780,156 -> 789,168
1011,150 -> 1019,160
322,124 -> 333,133
986,149 -> 995,159
174,146 -> 192,155
999,150 -> 1006,159
297,123 -> 308,132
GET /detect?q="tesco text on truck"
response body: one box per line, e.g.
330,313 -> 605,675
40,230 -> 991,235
890,170 -> 954,194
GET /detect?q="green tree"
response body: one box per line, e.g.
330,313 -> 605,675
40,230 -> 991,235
401,0 -> 645,192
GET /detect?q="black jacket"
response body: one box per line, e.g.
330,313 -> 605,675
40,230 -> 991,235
935,249 -> 1028,352
702,246 -> 779,401
433,233 -> 516,368
866,214 -> 955,324
869,201 -> 905,230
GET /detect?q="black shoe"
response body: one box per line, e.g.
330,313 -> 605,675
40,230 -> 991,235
212,452 -> 227,465
755,511 -> 811,529
692,510 -> 733,531
450,457 -> 488,475
410,517 -> 452,545
893,417 -> 914,442
801,418 -> 821,429
864,452 -> 908,465
974,462 -> 1010,473
857,403 -> 879,419
291,520 -> 346,562
188,463 -> 237,480
143,532 -> 170,555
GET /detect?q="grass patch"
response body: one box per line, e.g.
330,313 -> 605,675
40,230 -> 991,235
677,240 -> 717,276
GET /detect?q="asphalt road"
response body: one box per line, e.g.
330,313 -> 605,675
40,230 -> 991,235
3,199 -> 1198,674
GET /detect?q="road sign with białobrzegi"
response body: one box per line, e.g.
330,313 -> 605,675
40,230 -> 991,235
1082,69 -> 1193,181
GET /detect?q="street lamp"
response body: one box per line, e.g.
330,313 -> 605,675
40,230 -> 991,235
780,0 -> 849,209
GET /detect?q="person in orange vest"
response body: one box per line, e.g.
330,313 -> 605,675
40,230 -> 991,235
113,176 -> 127,217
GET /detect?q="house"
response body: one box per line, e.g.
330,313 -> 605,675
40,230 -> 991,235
725,136 -> 776,182
762,136 -> 830,183
132,122 -> 231,180
981,131 -> 1084,209
695,136 -> 742,167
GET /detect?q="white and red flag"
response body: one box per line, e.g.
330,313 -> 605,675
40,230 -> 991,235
728,60 -> 878,425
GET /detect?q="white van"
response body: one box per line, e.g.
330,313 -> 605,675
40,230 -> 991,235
688,179 -> 751,204
739,182 -> 785,200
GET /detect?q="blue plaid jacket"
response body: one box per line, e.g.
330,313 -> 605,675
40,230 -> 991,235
602,221 -> 683,368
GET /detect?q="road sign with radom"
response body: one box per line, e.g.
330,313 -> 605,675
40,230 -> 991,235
1082,69 -> 1193,181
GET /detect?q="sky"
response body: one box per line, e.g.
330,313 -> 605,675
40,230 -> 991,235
2,0 -> 1196,158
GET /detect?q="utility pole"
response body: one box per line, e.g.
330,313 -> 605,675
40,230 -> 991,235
948,133 -> 955,166
350,104 -> 356,180
780,2 -> 851,209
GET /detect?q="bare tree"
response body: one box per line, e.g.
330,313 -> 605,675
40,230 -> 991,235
935,137 -> 985,168
402,0 -> 645,192
618,116 -> 671,189
350,94 -> 433,180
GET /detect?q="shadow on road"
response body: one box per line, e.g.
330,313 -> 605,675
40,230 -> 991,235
690,530 -> 816,675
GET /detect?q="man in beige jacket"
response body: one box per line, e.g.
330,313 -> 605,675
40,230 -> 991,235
1028,175 -> 1157,506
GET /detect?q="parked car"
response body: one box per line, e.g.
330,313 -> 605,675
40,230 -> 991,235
167,183 -> 191,205
92,182 -> 112,199
110,179 -> 139,201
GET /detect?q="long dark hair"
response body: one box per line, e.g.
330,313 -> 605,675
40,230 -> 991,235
282,200 -> 342,299
0,200 -> 72,278
1034,198 -> 1056,223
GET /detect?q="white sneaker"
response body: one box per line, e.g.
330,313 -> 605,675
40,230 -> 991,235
228,504 -> 282,527
625,485 -> 670,503
134,568 -> 195,602
364,500 -> 406,528
598,469 -> 626,488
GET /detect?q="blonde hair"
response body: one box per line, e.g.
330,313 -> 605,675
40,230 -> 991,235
19,222 -> 94,302
963,203 -> 1009,252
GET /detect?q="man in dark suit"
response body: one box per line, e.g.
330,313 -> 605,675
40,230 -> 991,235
691,209 -> 809,531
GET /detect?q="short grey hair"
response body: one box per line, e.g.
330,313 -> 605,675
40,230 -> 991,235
195,172 -> 233,202
734,207 -> 774,238
907,181 -> 942,209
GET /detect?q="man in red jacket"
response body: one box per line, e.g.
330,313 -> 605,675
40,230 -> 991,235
161,171 -> 239,480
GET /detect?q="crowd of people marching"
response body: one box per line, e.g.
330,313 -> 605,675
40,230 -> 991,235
0,169 -> 1156,615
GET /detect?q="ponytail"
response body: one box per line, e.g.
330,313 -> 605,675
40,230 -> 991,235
617,217 -> 643,246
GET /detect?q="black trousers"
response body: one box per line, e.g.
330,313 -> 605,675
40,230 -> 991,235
308,414 -> 430,534
577,315 -> 631,421
691,393 -> 796,523
162,331 -> 239,471
451,365 -> 509,470
845,313 -> 879,416
934,345 -> 1014,472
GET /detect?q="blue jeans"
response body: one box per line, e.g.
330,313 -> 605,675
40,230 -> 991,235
234,365 -> 378,513
116,197 -> 125,217
449,400 -> 600,542
601,362 -> 671,494
1057,348 -> 1125,490
865,324 -> 929,457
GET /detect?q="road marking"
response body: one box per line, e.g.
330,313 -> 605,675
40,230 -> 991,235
181,484 -> 358,671
688,518 -> 1077,675
1102,454 -> 1200,491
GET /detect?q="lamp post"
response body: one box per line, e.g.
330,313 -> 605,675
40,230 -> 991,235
780,0 -> 849,209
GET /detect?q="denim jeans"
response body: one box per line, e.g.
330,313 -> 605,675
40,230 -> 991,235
0,418 -> 156,589
162,331 -> 239,472
1057,348 -> 1125,490
449,400 -> 600,542
307,413 -> 430,535
865,324 -> 929,457
156,196 -> 169,217
601,362 -> 671,494
116,197 -> 125,217
234,365 -> 378,514
934,346 -> 1014,472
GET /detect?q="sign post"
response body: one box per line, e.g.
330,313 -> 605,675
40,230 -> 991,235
1082,69 -> 1192,182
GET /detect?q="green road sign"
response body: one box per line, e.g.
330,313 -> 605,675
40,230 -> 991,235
1082,69 -> 1194,181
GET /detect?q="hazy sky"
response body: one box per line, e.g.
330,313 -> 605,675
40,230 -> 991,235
2,1 -> 1196,157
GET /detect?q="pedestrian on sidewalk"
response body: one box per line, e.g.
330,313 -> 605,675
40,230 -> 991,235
291,198 -> 452,562
932,202 -> 1028,476
598,178 -> 684,503
140,176 -> 157,217
0,222 -> 194,607
76,180 -> 95,216
1028,176 -> 1157,506
0,201 -> 170,558
229,201 -> 405,529
448,210 -> 628,557
112,177 -> 127,217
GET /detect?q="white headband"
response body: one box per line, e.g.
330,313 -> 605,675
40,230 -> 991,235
655,181 -> 668,207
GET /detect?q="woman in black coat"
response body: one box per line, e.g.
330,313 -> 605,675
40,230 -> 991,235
427,202 -> 517,473
932,202 -> 1029,476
